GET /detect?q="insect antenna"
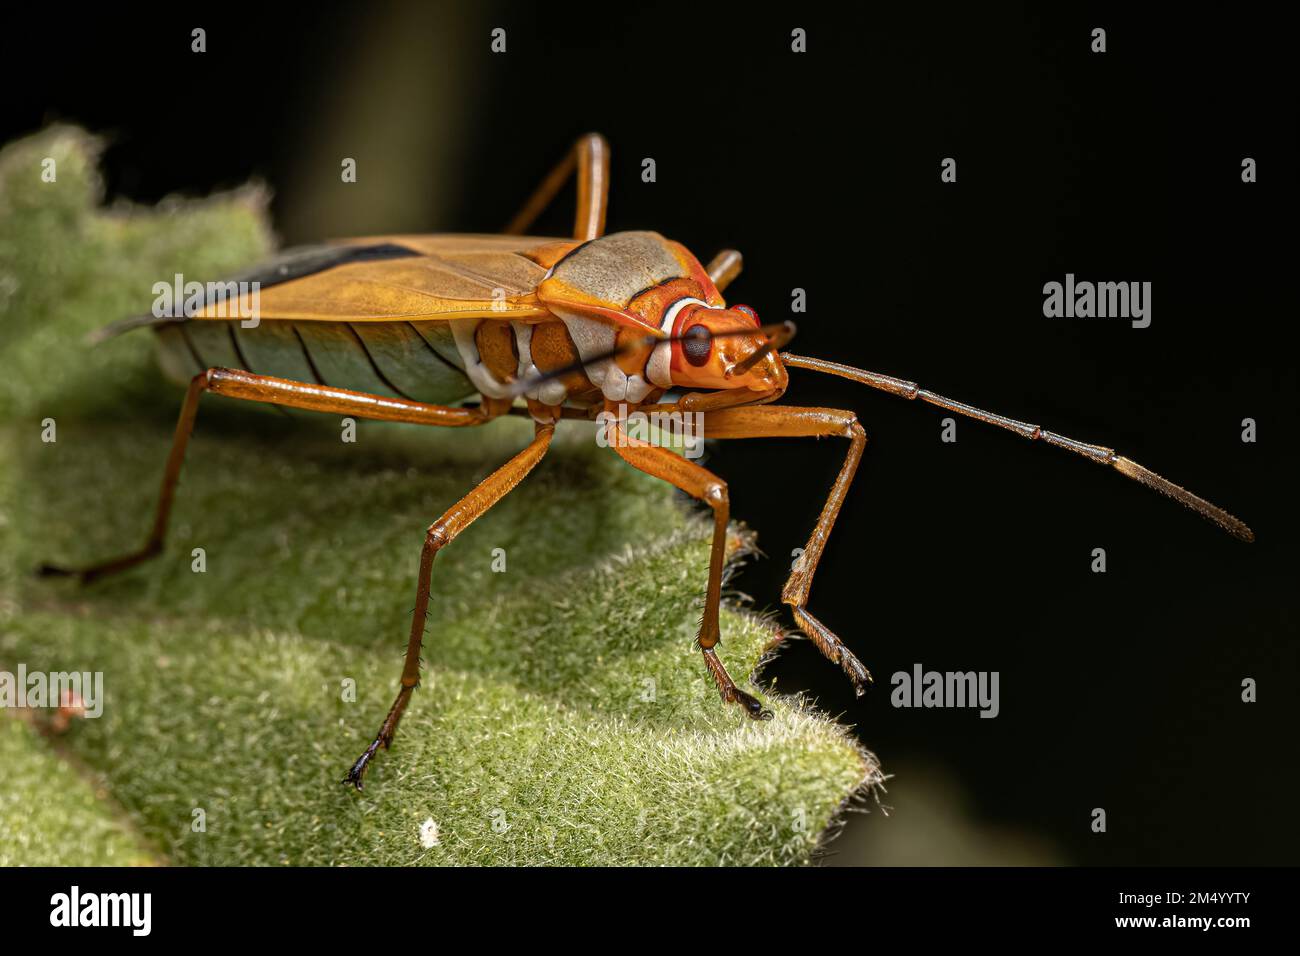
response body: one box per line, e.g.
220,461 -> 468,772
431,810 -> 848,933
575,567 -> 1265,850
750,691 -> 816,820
780,352 -> 1255,542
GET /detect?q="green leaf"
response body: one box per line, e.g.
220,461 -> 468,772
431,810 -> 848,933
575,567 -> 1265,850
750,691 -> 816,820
0,127 -> 878,866
0,715 -> 158,866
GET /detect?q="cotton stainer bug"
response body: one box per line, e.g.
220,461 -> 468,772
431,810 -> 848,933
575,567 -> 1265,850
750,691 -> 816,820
39,133 -> 1254,790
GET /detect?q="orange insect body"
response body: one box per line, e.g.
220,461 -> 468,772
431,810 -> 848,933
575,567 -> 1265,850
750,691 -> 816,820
50,133 -> 1251,791
122,227 -> 785,423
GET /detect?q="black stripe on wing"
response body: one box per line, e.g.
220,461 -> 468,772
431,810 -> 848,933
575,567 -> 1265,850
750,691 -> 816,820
90,242 -> 424,343
222,242 -> 422,290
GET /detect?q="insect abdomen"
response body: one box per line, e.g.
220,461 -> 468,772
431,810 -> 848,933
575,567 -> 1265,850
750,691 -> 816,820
154,319 -> 474,406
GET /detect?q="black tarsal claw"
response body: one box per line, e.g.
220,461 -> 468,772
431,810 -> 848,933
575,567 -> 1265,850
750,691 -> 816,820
842,656 -> 873,697
735,689 -> 772,721
342,754 -> 370,791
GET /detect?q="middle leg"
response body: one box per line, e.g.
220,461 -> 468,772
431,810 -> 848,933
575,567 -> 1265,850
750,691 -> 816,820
343,420 -> 556,789
605,420 -> 771,719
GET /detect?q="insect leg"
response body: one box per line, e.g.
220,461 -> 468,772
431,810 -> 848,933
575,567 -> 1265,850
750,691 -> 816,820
705,249 -> 744,292
700,405 -> 873,694
344,421 -> 555,790
38,368 -> 490,583
503,132 -> 609,241
604,419 -> 771,720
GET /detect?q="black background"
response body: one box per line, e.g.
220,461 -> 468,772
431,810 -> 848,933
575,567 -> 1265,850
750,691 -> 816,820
2,2 -> 1294,865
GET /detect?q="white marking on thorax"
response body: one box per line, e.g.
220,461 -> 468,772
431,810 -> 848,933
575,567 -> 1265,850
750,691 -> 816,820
511,321 -> 568,406
647,297 -> 707,389
449,319 -> 514,400
551,309 -> 655,403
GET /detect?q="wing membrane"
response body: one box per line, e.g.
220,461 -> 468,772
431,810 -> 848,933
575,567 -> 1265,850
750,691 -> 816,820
95,235 -> 558,341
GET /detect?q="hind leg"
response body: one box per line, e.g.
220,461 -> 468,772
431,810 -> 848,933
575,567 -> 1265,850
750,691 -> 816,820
39,368 -> 491,584
504,132 -> 609,241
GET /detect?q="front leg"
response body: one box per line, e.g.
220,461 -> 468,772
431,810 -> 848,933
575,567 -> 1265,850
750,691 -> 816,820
699,405 -> 873,695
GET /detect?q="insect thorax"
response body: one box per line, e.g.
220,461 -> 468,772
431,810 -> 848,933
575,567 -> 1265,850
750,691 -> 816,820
529,231 -> 720,404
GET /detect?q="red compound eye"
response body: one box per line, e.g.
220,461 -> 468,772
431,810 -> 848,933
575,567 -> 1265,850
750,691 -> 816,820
682,324 -> 712,366
733,304 -> 760,326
